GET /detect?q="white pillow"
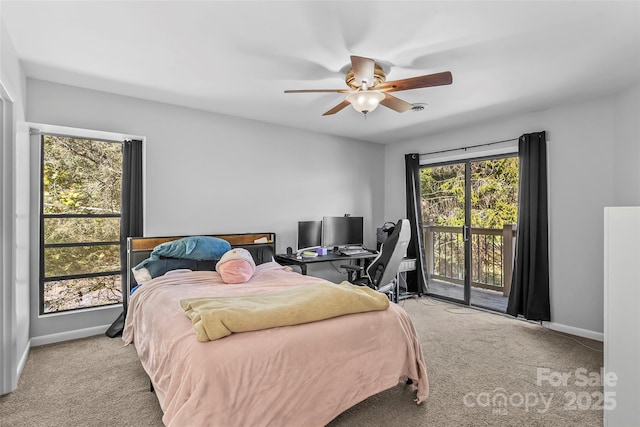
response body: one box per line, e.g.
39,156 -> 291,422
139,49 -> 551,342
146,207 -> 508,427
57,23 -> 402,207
164,269 -> 193,277
132,267 -> 152,285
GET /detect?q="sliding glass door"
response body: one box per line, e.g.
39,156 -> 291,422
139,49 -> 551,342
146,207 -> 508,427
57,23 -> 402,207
421,155 -> 518,311
468,157 -> 518,311
421,162 -> 469,303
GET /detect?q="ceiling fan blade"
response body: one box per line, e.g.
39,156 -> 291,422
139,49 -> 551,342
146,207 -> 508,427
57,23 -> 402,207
322,100 -> 351,116
350,55 -> 375,88
377,71 -> 453,92
284,89 -> 349,93
380,93 -> 414,113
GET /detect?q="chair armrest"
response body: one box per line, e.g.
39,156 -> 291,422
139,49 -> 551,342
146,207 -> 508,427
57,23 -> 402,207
340,264 -> 364,284
340,264 -> 364,272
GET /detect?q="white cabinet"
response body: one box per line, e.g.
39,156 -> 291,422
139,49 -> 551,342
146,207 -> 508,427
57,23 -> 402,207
604,207 -> 640,426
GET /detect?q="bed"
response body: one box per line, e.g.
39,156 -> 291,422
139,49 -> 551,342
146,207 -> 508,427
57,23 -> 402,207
122,232 -> 428,427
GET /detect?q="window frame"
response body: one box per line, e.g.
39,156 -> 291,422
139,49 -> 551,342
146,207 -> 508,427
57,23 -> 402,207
38,133 -> 124,315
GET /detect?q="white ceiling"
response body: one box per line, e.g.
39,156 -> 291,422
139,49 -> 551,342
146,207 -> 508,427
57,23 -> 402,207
2,1 -> 639,144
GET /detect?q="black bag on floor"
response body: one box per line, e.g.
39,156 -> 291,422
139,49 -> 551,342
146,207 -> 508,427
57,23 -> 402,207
105,311 -> 125,338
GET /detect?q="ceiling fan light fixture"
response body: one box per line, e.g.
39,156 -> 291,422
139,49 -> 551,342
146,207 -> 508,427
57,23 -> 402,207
346,90 -> 385,114
284,55 -> 452,117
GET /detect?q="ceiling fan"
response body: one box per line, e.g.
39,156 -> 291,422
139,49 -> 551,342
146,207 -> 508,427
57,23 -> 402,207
284,55 -> 453,116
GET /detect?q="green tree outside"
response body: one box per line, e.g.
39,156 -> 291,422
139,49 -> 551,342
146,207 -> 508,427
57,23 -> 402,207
421,157 -> 518,227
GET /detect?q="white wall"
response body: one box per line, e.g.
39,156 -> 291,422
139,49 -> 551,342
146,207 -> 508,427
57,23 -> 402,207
0,15 -> 30,395
613,82 -> 640,205
383,88 -> 640,337
25,78 -> 385,340
604,207 -> 640,426
606,83 -> 640,427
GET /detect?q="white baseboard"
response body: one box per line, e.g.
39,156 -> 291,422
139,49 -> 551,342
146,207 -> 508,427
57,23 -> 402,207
542,321 -> 603,342
17,339 -> 30,377
30,324 -> 110,347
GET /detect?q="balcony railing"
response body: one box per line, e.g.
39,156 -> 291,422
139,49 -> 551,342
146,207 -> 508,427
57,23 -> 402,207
423,224 -> 517,296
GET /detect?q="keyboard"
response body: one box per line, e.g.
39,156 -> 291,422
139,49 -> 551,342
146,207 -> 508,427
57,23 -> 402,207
340,248 -> 372,256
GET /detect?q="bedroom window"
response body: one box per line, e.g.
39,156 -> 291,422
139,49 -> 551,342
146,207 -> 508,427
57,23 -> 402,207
40,134 -> 123,314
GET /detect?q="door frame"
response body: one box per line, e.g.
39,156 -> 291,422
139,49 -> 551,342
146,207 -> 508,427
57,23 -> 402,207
1,81 -> 17,395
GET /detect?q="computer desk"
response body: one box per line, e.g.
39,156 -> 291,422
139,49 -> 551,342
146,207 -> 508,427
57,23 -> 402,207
276,252 -> 418,303
274,250 -> 377,276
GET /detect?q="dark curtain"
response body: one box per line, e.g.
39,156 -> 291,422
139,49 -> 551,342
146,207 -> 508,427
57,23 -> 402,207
404,153 -> 428,295
106,139 -> 143,337
506,131 -> 550,321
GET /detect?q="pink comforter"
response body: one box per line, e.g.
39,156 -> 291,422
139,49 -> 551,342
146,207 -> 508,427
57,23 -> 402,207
123,262 -> 428,427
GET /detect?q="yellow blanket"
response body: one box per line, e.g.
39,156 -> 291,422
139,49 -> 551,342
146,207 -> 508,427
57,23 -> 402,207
180,282 -> 390,341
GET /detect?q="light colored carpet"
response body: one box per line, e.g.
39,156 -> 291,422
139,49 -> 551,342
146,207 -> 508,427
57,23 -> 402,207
0,298 -> 603,426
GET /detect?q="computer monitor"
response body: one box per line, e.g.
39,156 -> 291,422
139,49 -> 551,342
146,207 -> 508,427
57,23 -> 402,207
322,216 -> 364,249
297,220 -> 322,251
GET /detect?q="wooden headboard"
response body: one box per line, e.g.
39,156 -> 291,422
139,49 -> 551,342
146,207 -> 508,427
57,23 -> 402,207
124,232 -> 276,312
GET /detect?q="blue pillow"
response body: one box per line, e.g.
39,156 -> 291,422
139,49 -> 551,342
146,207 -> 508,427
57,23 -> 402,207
135,236 -> 231,271
151,236 -> 231,261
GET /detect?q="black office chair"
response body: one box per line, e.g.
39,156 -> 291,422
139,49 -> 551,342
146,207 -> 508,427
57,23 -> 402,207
342,218 -> 411,302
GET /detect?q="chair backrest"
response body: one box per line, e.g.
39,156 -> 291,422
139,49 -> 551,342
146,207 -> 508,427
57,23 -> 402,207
366,218 -> 411,289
